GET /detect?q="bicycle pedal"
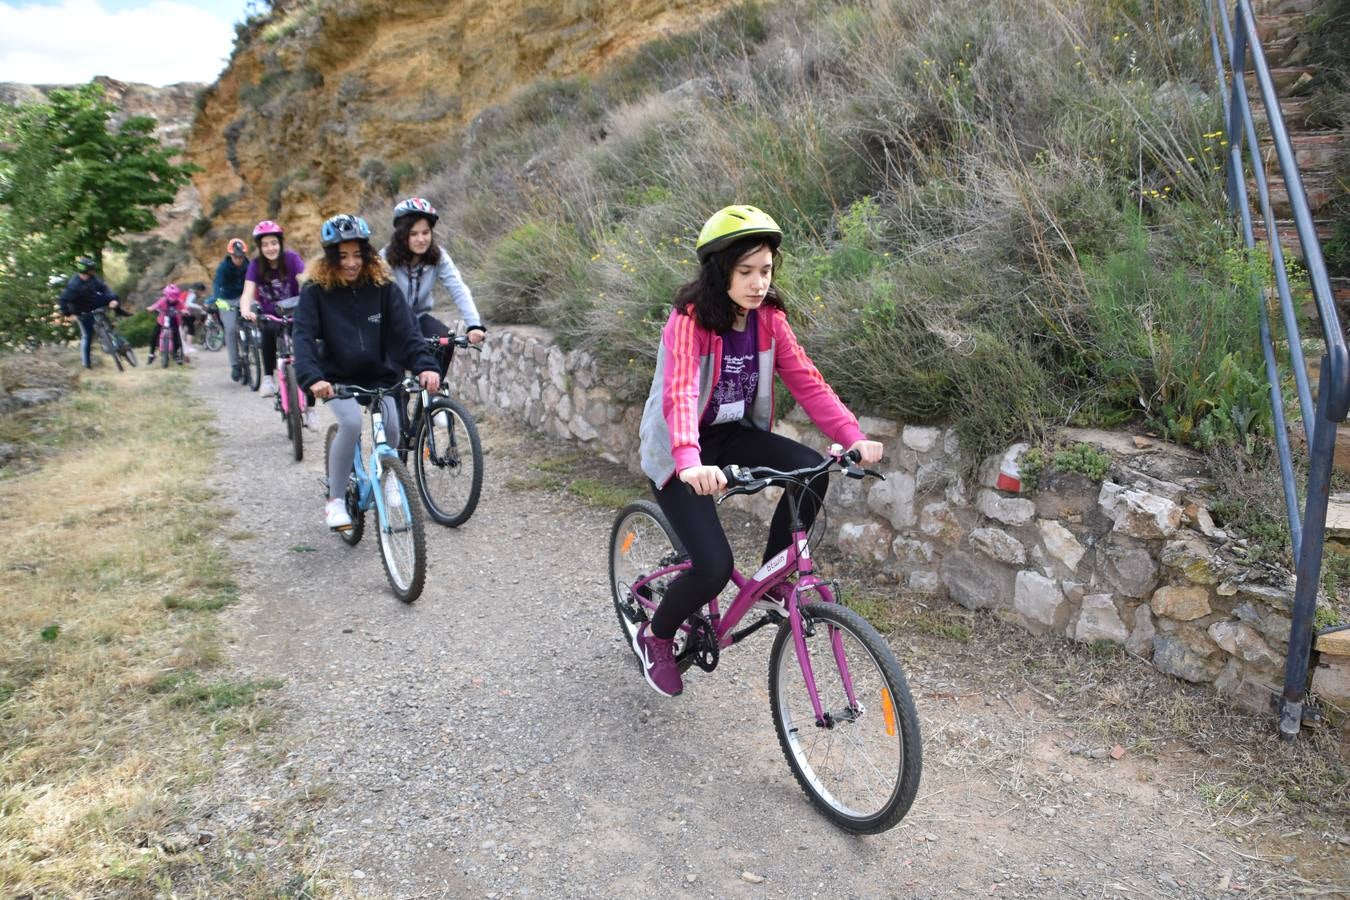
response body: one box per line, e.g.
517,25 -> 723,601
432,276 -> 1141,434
330,523 -> 353,533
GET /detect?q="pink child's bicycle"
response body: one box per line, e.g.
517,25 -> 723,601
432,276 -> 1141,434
609,448 -> 922,833
258,297 -> 306,462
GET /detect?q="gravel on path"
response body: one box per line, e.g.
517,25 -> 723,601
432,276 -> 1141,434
188,348 -> 1303,899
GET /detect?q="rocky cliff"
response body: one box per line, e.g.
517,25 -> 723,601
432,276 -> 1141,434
188,0 -> 739,261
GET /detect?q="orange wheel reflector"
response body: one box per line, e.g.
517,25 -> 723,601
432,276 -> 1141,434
621,532 -> 635,555
881,686 -> 896,737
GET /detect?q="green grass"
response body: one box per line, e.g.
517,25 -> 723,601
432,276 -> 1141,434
373,0 -> 1268,466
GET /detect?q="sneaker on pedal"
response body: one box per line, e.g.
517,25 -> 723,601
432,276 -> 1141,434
260,375 -> 277,396
146,353 -> 155,365
753,583 -> 791,616
324,497 -> 352,530
632,623 -> 682,697
230,364 -> 242,382
303,408 -> 318,429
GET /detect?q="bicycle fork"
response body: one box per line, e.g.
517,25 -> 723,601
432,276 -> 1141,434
780,535 -> 863,729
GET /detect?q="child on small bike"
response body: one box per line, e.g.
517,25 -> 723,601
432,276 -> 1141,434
147,283 -> 188,365
292,214 -> 442,530
633,205 -> 884,697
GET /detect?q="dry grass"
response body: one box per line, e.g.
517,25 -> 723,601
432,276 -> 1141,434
0,359 -> 320,896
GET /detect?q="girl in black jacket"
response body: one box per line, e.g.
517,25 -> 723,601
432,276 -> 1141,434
293,214 -> 441,530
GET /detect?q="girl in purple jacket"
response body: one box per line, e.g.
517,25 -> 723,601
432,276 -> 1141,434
631,205 -> 884,697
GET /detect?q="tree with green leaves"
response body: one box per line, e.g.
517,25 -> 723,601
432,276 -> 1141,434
0,82 -> 196,345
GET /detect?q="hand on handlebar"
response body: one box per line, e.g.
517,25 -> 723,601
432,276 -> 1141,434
467,330 -> 485,345
418,370 -> 441,393
241,306 -> 257,322
311,380 -> 334,400
679,464 -> 727,496
846,439 -> 884,467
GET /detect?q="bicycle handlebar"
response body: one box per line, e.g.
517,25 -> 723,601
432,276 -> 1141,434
718,446 -> 883,502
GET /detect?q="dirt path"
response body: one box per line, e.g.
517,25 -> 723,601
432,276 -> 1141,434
188,348 -> 1343,899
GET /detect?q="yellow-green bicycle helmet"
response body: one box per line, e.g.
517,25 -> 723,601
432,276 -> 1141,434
695,205 -> 782,262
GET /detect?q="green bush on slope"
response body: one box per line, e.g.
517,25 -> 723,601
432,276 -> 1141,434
370,0 -> 1284,463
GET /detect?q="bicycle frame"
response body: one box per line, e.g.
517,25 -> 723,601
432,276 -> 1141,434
629,476 -> 859,728
259,313 -> 307,416
345,391 -> 403,528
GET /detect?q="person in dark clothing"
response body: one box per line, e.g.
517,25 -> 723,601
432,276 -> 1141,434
213,238 -> 250,382
292,214 -> 440,531
58,257 -> 121,369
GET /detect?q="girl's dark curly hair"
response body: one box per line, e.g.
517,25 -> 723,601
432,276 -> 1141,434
307,240 -> 391,290
383,214 -> 443,268
673,236 -> 784,332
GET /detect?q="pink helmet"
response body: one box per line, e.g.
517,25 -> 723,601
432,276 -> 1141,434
162,284 -> 182,302
252,220 -> 284,239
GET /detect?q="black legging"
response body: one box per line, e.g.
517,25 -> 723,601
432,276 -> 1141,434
418,313 -> 453,376
258,318 -> 282,376
649,423 -> 827,639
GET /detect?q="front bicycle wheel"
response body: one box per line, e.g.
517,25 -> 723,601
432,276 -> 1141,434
413,396 -> 483,527
608,501 -> 686,652
325,424 -> 364,546
285,366 -> 304,462
204,318 -> 225,351
118,340 -> 137,367
376,458 -> 426,603
246,333 -> 262,391
768,601 -> 921,834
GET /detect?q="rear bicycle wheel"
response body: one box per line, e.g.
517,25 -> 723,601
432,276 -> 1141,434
413,396 -> 483,527
285,366 -> 303,461
376,458 -> 426,603
608,500 -> 686,654
325,424 -> 364,546
768,601 -> 921,834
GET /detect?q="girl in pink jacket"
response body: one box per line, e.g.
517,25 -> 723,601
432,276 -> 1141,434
631,205 -> 884,697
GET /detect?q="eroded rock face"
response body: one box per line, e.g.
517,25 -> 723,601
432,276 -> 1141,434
187,0 -> 740,259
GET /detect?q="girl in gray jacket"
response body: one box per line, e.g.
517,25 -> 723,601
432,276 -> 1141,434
379,197 -> 485,374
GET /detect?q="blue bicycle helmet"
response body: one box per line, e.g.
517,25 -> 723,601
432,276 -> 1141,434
320,214 -> 372,247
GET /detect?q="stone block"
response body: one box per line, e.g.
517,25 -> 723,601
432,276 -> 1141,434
1233,601 -> 1292,645
919,502 -> 964,545
1234,581 -> 1294,613
857,415 -> 898,438
1099,482 -> 1182,539
1150,584 -> 1211,621
1097,543 -> 1159,599
867,473 -> 916,530
1312,657 -> 1350,706
837,521 -> 891,563
1038,520 -> 1085,572
969,527 -> 1027,566
902,425 -> 941,453
1208,620 -> 1282,668
977,489 -> 1036,526
1014,570 -> 1064,628
1215,660 -> 1279,714
940,551 -> 1012,611
1127,604 -> 1156,658
1031,471 -> 1101,521
1160,536 -> 1220,585
1153,633 -> 1222,683
908,570 -> 941,593
1073,594 -> 1129,644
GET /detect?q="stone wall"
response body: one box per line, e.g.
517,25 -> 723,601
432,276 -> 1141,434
449,327 -> 1349,716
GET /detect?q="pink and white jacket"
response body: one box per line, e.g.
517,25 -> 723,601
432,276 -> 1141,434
638,304 -> 867,486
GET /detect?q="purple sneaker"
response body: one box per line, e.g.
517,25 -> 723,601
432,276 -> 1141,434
632,623 -> 683,697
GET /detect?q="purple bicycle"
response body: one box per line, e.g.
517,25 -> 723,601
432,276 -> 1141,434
609,447 -> 922,833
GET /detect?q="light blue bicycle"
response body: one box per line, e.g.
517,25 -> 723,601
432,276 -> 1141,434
324,379 -> 427,603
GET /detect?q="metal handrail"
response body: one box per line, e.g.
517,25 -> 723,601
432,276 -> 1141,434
1203,0 -> 1349,740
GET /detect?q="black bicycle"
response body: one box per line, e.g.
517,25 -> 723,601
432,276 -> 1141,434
397,334 -> 484,527
201,301 -> 226,352
238,317 -> 262,390
91,309 -> 137,371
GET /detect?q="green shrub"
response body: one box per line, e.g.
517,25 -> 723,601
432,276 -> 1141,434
117,310 -> 156,347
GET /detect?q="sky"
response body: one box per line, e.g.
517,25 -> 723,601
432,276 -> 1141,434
0,0 -> 248,86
